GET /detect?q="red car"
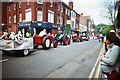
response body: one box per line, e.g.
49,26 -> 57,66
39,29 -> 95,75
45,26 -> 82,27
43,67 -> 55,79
82,36 -> 89,41
72,34 -> 83,42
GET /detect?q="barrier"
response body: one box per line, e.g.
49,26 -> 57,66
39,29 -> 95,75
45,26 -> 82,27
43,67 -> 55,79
88,44 -> 105,79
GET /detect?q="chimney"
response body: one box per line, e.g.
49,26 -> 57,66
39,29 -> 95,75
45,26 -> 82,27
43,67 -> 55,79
81,13 -> 83,15
69,0 -> 73,9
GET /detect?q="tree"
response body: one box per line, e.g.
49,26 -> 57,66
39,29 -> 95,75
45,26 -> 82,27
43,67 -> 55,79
96,23 -> 114,36
115,1 -> 120,29
104,0 -> 117,31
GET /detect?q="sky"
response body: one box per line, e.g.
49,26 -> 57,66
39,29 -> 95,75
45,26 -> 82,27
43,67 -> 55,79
63,0 -> 112,25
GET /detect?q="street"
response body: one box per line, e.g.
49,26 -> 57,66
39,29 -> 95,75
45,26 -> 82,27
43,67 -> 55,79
2,39 -> 103,79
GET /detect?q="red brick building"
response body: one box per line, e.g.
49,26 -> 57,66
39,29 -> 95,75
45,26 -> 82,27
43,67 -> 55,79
1,2 -> 8,34
1,0 -> 75,33
7,0 -> 60,33
59,1 -> 72,26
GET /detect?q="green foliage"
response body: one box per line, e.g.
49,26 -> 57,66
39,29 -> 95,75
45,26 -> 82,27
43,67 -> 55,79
96,23 -> 114,36
63,24 -> 71,35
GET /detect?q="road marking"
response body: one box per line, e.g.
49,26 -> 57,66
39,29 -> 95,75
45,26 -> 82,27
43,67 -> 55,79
0,59 -> 8,63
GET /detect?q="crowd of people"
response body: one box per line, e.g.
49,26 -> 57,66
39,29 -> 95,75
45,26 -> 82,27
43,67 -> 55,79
0,28 -> 52,42
0,30 -> 23,41
100,30 -> 120,80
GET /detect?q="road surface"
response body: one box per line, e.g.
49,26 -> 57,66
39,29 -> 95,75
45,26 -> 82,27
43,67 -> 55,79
1,39 -> 103,79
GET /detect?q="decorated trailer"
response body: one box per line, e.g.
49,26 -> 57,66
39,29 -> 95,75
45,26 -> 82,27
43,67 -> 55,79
0,21 -> 58,56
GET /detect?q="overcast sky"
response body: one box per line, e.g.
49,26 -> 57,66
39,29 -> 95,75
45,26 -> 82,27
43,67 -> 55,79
63,0 -> 112,25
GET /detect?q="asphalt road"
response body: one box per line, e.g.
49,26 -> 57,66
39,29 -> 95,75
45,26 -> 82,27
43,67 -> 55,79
1,39 -> 103,79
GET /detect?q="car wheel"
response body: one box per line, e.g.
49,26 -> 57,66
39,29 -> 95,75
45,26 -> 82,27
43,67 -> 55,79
53,40 -> 58,48
79,38 -> 83,42
22,49 -> 29,56
68,39 -> 71,45
63,37 -> 69,45
42,36 -> 51,50
73,39 -> 76,42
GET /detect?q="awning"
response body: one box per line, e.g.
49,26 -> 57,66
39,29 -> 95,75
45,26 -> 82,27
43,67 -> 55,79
17,21 -> 31,28
18,21 -> 58,29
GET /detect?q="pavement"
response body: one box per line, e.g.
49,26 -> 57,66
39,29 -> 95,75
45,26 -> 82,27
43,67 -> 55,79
88,44 -> 104,79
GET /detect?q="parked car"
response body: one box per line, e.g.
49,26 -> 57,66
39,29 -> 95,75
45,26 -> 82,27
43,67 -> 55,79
81,36 -> 89,41
72,33 -> 83,42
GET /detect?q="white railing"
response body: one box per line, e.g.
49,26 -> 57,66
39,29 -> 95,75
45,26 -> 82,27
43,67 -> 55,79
88,44 -> 105,80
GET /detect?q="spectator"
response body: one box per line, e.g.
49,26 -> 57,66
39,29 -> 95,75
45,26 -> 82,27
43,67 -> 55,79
26,30 -> 30,38
100,32 -> 120,80
39,29 -> 47,37
0,32 -> 8,40
118,30 -> 120,74
9,32 -> 16,40
15,31 -> 23,40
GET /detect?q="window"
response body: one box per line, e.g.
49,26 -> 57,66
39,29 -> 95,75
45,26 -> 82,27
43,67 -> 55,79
9,5 -> 11,11
9,16 -> 11,23
60,16 -> 63,25
61,6 -> 63,12
57,16 -> 60,24
50,0 -> 52,7
68,9 -> 70,16
48,10 -> 54,23
37,0 -> 42,4
57,16 -> 63,25
37,9 -> 42,21
27,0 -> 30,5
66,8 -> 67,14
25,8 -> 32,21
19,0 -> 22,8
58,3 -> 60,11
19,13 -> 22,22
14,15 -> 16,23
14,3 -> 16,10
